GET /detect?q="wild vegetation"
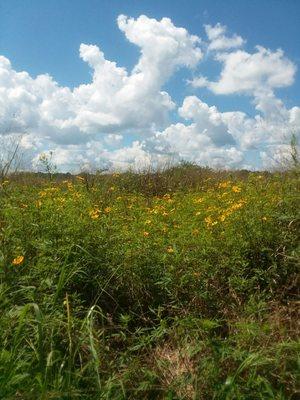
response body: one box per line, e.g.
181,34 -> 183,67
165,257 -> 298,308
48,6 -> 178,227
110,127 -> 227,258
0,164 -> 299,399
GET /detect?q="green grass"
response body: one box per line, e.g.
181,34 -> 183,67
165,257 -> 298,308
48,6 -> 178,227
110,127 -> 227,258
0,166 -> 299,399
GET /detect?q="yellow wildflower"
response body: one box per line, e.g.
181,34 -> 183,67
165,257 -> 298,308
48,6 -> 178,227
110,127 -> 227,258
204,216 -> 218,227
12,255 -> 24,265
232,186 -> 241,193
205,216 -> 212,225
104,207 -> 112,213
89,209 -> 100,219
166,246 -> 174,253
218,181 -> 230,189
207,206 -> 217,212
230,202 -> 244,211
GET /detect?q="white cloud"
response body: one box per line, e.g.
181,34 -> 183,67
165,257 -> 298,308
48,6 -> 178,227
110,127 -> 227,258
151,97 -> 242,169
104,134 -> 123,147
193,46 -> 296,96
187,27 -> 299,167
152,94 -> 300,169
260,143 -> 298,170
118,15 -> 202,79
0,15 -> 299,172
178,96 -> 236,146
205,23 -> 245,51
153,122 -> 243,168
0,15 -> 202,145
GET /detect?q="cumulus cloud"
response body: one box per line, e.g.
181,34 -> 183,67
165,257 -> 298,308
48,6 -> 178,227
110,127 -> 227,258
150,96 -> 243,169
205,23 -> 245,51
153,121 -> 243,169
191,46 -> 296,97
0,15 -> 202,143
118,15 -> 202,79
260,144 -> 297,170
187,26 -> 299,168
209,47 -> 296,96
0,15 -> 299,171
151,94 -> 300,169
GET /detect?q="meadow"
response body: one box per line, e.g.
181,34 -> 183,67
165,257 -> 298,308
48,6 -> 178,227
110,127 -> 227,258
0,164 -> 299,399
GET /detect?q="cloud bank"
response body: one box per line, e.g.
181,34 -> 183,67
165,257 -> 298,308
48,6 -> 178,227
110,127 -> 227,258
0,16 -> 299,171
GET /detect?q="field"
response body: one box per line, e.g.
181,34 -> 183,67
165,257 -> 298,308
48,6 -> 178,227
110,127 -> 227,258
0,165 -> 299,399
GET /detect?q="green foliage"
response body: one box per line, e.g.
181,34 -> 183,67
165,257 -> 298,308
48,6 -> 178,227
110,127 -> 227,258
0,168 -> 299,399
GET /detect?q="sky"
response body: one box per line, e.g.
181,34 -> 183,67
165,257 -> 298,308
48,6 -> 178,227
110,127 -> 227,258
1,0 -> 300,171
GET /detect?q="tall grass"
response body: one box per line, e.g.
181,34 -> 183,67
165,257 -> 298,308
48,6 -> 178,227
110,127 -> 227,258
0,165 -> 299,399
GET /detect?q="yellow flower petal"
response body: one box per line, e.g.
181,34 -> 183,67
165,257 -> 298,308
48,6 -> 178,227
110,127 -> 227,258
12,256 -> 24,265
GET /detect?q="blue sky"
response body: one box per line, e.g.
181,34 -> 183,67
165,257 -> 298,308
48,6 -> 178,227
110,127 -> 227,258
1,0 -> 300,171
2,0 -> 300,106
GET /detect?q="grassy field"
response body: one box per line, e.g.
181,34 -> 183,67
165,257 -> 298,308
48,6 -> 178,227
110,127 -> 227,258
0,165 -> 299,399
